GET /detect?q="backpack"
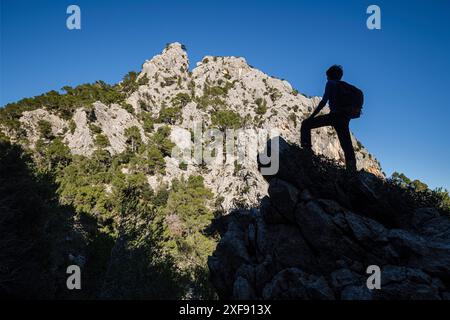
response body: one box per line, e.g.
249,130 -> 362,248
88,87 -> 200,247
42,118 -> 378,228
336,81 -> 364,119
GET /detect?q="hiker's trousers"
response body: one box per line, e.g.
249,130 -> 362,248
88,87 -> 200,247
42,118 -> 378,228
300,113 -> 357,170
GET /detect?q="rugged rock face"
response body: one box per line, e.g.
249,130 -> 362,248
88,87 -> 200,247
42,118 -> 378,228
20,109 -> 67,146
2,42 -> 382,212
208,139 -> 450,300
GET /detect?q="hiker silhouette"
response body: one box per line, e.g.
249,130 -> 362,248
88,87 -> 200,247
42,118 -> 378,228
300,65 -> 363,171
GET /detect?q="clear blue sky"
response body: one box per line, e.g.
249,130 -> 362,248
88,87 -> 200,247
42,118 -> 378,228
1,0 -> 449,189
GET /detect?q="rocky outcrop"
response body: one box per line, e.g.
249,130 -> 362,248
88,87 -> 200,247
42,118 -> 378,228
19,109 -> 68,146
208,138 -> 450,300
93,102 -> 147,154
64,108 -> 94,155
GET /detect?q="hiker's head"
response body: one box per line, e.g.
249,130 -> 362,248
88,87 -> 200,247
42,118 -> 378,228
326,65 -> 343,81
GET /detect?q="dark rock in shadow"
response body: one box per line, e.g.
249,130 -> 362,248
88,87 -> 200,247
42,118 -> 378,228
209,138 -> 450,300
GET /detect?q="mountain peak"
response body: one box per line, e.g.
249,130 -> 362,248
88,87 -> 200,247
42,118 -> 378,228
140,42 -> 189,80
163,42 -> 186,53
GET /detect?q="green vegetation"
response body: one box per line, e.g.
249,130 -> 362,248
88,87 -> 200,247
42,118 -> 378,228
0,71 -> 146,132
95,134 -> 110,148
255,98 -> 268,115
234,160 -> 243,175
195,82 -> 234,110
269,88 -> 282,102
145,145 -> 166,175
123,126 -> 174,176
171,92 -> 191,108
122,103 -> 135,114
69,119 -> 76,134
151,126 -> 175,157
53,143 -> 215,297
25,122 -> 215,298
196,95 -> 225,110
211,110 -> 243,130
158,104 -> 181,125
179,162 -> 188,171
188,80 -> 196,98
60,82 -> 125,113
120,71 -> 149,94
435,188 -> 450,212
0,140 -> 82,297
124,126 -> 142,153
356,141 -> 364,151
391,172 -> 429,192
34,137 -> 72,172
289,113 -> 297,126
37,120 -> 53,139
157,175 -> 216,298
204,84 -> 232,97
89,124 -> 102,134
165,42 -> 187,51
140,113 -> 155,133
390,172 -> 450,213
0,66 -> 226,298
161,76 -> 177,87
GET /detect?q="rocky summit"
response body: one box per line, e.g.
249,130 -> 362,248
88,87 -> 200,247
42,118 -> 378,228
208,138 -> 450,300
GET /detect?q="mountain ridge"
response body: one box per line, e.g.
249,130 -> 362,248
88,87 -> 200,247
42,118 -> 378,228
0,42 -> 382,212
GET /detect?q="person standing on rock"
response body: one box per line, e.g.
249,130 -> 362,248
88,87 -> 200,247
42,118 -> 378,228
300,65 -> 364,171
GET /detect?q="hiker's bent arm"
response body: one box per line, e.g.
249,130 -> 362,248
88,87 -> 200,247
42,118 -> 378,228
310,99 -> 327,118
309,81 -> 330,118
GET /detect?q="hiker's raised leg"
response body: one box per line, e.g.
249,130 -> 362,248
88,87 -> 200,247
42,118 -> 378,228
300,115 -> 334,150
300,119 -> 312,149
334,117 -> 357,171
